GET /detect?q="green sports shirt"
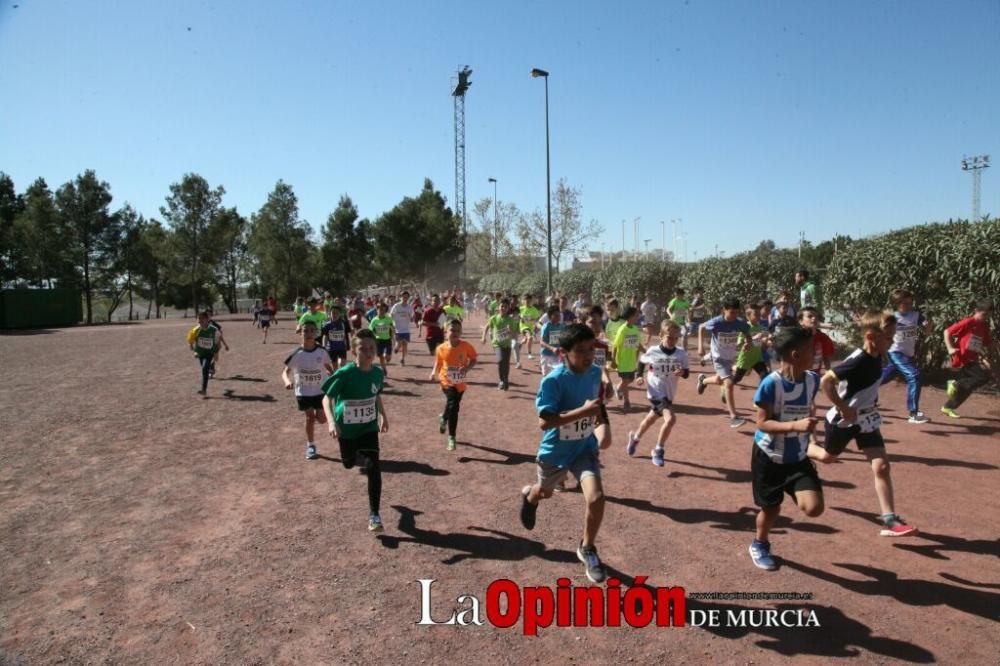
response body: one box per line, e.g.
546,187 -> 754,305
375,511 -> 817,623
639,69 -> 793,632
519,305 -> 540,332
369,315 -> 394,340
736,323 -> 765,369
486,314 -> 518,348
612,323 -> 642,372
298,311 -> 328,330
321,362 -> 384,440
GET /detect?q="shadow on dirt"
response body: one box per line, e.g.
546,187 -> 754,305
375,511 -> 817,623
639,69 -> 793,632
664,459 -> 856,489
226,374 -> 267,382
314,456 -> 450,476
221,389 -> 276,402
377,504 -> 577,565
783,558 -> 1000,624
456,442 -> 535,467
605,566 -> 934,662
606,496 -> 838,535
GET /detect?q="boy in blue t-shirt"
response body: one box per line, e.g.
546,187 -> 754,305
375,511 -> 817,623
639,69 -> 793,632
696,296 -> 752,428
748,326 -> 825,571
321,304 -> 352,369
539,305 -> 566,377
519,324 -> 612,584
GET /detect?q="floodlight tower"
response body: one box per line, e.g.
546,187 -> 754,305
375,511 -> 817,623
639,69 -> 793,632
961,155 -> 990,221
453,66 -> 472,277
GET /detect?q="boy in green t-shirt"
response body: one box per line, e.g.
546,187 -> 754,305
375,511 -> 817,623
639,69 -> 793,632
611,306 -> 645,411
443,294 -> 465,323
519,294 -> 542,361
368,302 -> 395,377
724,305 -> 770,404
481,298 -> 518,390
297,297 -> 328,334
605,298 -> 625,345
666,288 -> 691,349
187,311 -> 226,397
321,329 -> 389,532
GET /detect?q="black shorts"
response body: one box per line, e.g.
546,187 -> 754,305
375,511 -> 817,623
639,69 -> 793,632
751,445 -> 822,508
339,430 -> 380,469
296,394 -> 324,412
260,320 -> 270,328
733,362 -> 768,384
376,339 -> 392,356
327,348 -> 348,362
649,396 -> 673,415
822,421 -> 885,456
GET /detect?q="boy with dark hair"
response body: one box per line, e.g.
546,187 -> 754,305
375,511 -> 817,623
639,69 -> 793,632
587,305 -> 615,402
697,297 -> 753,427
186,311 -> 224,397
879,289 -> 933,423
748,326 -> 825,570
539,305 -> 565,377
795,269 -> 818,310
666,288 -> 690,349
519,294 -> 541,361
430,320 -> 478,450
482,298 -> 518,390
421,294 -> 446,354
321,304 -> 351,369
815,310 -> 917,537
284,321 -> 335,460
941,300 -> 995,418
519,323 -> 612,583
369,302 -> 395,376
799,306 -> 835,375
729,305 -> 769,395
322,329 -> 389,532
611,305 -> 644,411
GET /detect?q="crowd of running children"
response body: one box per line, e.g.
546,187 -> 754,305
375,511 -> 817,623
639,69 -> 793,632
186,274 -> 995,579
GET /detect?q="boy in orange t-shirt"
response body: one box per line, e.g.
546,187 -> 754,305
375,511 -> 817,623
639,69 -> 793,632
429,320 -> 478,450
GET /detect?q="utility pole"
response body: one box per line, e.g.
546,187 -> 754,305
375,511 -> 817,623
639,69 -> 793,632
962,155 -> 990,221
798,230 -> 805,259
633,217 -> 640,261
452,66 -> 472,283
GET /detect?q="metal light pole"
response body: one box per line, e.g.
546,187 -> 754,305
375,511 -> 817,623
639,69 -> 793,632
659,220 -> 666,261
488,177 -> 498,265
531,68 -> 552,296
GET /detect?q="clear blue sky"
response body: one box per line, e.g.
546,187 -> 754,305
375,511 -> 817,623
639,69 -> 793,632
2,0 -> 997,262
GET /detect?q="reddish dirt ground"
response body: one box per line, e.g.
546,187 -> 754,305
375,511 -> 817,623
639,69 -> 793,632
1,314 -> 998,664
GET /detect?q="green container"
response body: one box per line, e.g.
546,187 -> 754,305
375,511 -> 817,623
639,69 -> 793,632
0,289 -> 83,328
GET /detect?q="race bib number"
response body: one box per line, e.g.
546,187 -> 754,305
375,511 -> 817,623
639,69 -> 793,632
782,404 -> 810,421
560,415 -> 596,441
650,361 -> 680,377
968,335 -> 984,353
328,329 -> 345,342
375,324 -> 389,337
196,336 -> 214,349
857,406 -> 881,433
624,334 -> 639,348
343,398 -> 377,424
298,370 -> 323,387
446,366 -> 466,383
259,312 -> 271,321
495,327 -> 511,342
593,348 -> 607,367
718,332 -> 739,349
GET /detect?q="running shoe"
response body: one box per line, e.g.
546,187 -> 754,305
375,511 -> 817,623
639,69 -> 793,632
447,436 -> 457,451
651,447 -> 665,467
907,411 -> 929,424
438,413 -> 446,434
520,485 -> 537,530
946,380 -> 957,399
497,382 -> 504,391
749,540 -> 777,570
306,444 -> 317,460
515,361 -> 522,369
730,417 -> 746,428
577,542 -> 607,584
940,406 -> 961,419
626,431 -> 639,456
368,514 -> 384,532
879,514 -> 917,537
697,373 -> 707,395
527,353 -> 534,360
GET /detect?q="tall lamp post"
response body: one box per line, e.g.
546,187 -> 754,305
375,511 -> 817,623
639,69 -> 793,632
531,67 -> 552,296
488,177 -> 498,265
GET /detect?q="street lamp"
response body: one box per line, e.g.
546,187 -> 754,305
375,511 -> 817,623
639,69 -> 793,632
531,67 -> 552,296
488,177 -> 498,264
659,220 -> 666,261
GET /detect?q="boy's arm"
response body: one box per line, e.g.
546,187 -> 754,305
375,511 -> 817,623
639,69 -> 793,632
429,357 -> 441,381
282,367 -> 293,389
538,400 -> 601,430
322,395 -> 340,437
820,370 -> 855,422
943,327 -> 958,354
755,402 -> 818,435
376,395 -> 389,433
697,323 -> 707,356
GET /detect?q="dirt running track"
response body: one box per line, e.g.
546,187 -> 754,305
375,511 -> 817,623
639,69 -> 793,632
1,314 -> 998,664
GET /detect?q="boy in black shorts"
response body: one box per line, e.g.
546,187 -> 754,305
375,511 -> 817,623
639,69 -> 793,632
283,321 -> 335,460
321,304 -> 351,369
749,327 -> 826,570
322,329 -> 390,532
814,309 -> 917,537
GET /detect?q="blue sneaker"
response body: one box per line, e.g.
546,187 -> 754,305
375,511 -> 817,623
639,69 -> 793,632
305,444 -> 317,460
651,447 -> 665,467
626,431 -> 639,456
368,514 -> 384,532
749,539 -> 777,570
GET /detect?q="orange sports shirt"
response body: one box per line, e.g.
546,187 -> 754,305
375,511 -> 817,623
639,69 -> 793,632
435,340 -> 478,392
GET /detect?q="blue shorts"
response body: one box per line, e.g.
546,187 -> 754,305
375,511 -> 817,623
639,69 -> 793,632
395,332 -> 411,342
376,340 -> 392,356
